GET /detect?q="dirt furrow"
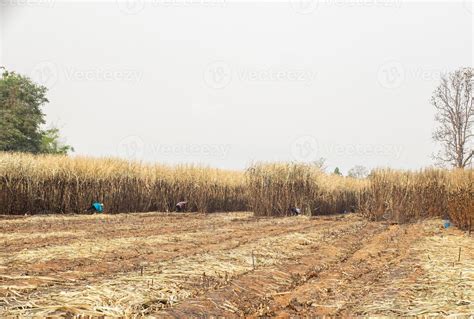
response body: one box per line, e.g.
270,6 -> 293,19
268,222 -> 427,317
1,212 -> 252,252
160,218 -> 387,317
2,214 -> 357,317
1,215 -> 339,282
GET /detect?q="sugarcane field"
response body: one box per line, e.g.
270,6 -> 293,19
0,155 -> 473,317
1,1 -> 473,318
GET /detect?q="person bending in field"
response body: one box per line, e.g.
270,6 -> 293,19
176,201 -> 188,212
343,206 -> 356,214
85,201 -> 104,214
289,207 -> 301,216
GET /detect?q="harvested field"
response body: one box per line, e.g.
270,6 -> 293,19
1,212 -> 473,317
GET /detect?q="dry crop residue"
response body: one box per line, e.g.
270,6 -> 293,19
0,212 -> 472,317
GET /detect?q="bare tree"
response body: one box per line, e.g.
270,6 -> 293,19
311,157 -> 327,172
347,165 -> 369,179
431,67 -> 473,168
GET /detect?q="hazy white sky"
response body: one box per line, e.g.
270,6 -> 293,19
1,0 -> 472,172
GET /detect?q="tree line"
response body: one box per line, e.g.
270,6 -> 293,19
0,67 -> 73,154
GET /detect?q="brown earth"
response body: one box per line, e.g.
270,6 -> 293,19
0,212 -> 472,317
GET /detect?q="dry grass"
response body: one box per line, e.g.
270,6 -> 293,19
361,168 -> 474,229
1,153 -> 472,230
245,164 -> 473,229
0,152 -> 248,214
246,162 -> 368,216
447,169 -> 474,230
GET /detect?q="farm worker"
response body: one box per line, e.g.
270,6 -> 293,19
85,201 -> 104,213
442,212 -> 450,229
289,207 -> 301,216
344,206 -> 356,214
176,201 -> 188,212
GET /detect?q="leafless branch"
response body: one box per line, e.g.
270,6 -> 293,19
431,67 -> 473,168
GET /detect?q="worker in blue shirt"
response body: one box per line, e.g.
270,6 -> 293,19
85,201 -> 104,213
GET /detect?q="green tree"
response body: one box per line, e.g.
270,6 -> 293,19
333,167 -> 342,175
41,127 -> 74,155
0,67 -> 73,154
